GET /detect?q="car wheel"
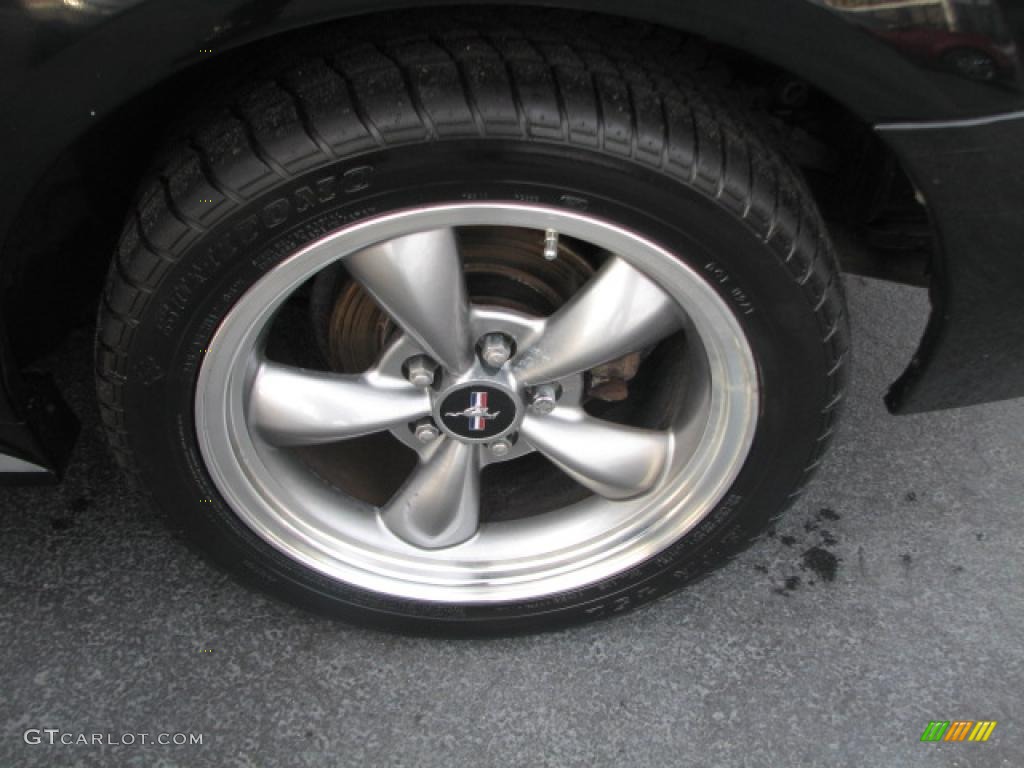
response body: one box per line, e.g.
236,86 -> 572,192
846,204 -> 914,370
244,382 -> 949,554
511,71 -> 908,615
97,17 -> 848,633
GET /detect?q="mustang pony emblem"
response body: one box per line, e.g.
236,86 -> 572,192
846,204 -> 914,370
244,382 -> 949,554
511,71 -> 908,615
445,391 -> 501,431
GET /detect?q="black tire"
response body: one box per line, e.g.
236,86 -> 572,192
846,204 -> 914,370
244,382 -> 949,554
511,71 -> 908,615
96,10 -> 848,634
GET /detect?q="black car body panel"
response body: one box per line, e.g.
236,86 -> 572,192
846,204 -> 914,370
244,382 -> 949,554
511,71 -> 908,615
1,0 -> 1023,481
881,110 -> 1024,413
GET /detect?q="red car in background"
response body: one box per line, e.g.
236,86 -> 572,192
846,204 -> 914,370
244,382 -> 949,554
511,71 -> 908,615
875,25 -> 1016,80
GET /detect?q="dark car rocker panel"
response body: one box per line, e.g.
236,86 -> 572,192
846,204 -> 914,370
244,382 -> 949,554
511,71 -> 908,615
1,0 -> 1022,482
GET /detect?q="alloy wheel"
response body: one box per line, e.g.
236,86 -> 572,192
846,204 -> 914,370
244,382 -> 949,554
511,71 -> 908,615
195,203 -> 759,603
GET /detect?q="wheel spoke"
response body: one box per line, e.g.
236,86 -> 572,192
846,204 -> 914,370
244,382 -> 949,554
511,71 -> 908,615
513,256 -> 682,384
521,409 -> 672,499
381,439 -> 481,549
344,227 -> 474,373
250,361 -> 430,446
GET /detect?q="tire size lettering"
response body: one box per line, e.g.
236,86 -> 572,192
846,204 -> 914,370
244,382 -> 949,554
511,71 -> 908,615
558,194 -> 589,211
703,261 -> 756,315
156,166 -> 374,336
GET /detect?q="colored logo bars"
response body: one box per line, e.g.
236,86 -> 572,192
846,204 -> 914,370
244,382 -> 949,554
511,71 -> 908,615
920,721 -> 997,743
468,391 -> 489,431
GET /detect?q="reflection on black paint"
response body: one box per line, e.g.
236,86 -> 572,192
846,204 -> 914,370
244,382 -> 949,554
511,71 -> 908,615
20,0 -> 143,24
815,0 -> 1019,83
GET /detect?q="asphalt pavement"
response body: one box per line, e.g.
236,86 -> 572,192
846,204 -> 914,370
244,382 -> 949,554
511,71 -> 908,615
1,275 -> 1022,767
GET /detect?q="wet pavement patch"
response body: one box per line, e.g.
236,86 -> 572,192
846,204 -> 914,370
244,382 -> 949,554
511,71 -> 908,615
801,546 -> 839,582
49,495 -> 93,532
70,496 -> 92,514
772,575 -> 804,596
760,509 -> 846,593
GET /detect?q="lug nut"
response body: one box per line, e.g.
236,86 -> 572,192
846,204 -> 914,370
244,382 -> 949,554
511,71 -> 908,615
479,333 -> 514,368
414,422 -> 440,444
529,384 -> 560,414
405,355 -> 438,389
489,438 -> 512,457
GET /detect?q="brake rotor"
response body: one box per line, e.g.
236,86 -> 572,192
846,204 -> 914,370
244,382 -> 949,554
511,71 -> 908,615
319,226 -> 598,373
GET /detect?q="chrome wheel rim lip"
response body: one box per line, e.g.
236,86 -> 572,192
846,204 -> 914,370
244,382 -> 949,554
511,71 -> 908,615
195,203 -> 759,603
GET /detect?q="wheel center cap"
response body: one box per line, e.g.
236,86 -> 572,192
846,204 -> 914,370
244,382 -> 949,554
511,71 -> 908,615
437,383 -> 519,441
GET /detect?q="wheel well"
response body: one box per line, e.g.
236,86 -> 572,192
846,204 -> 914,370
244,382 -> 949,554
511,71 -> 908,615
0,4 -> 927,365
